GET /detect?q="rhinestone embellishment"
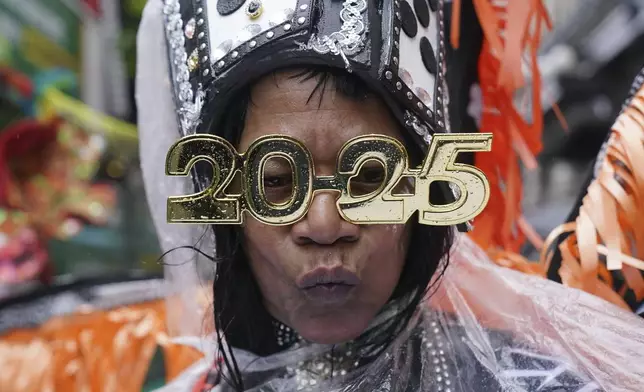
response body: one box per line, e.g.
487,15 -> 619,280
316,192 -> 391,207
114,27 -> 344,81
246,0 -> 263,19
163,0 -> 205,135
184,18 -> 196,39
187,49 -> 199,72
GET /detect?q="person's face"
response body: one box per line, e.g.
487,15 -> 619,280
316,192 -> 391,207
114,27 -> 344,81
238,70 -> 411,345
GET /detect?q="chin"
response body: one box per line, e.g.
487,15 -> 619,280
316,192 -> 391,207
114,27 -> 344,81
293,307 -> 375,345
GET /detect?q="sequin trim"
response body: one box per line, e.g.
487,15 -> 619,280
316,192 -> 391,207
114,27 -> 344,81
307,0 -> 368,72
163,0 -> 205,135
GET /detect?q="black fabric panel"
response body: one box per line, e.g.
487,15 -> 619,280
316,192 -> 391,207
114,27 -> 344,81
445,0 -> 483,166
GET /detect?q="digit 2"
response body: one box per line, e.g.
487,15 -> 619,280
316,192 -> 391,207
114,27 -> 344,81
335,135 -> 414,223
165,134 -> 242,223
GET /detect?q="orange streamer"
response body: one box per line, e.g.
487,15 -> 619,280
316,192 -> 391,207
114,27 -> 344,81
540,83 -> 644,309
0,300 -> 205,392
458,0 -> 551,256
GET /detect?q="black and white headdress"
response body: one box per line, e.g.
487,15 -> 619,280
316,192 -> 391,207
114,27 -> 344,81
162,0 -> 453,144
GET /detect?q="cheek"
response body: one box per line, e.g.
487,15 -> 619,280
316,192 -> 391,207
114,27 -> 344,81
359,224 -> 410,295
242,219 -> 295,287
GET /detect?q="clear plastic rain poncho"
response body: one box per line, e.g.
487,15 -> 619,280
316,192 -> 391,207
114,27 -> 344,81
136,0 -> 644,391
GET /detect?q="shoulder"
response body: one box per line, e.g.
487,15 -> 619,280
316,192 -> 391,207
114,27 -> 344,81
419,312 -> 602,392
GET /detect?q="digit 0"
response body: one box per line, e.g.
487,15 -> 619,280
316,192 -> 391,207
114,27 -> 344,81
243,135 -> 314,225
165,135 -> 242,223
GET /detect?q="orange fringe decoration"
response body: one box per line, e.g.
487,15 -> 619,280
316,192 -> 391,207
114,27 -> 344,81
451,0 -> 552,254
540,84 -> 644,310
0,300 -> 204,392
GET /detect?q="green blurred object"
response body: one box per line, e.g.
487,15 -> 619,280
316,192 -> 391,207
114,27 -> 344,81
0,0 -> 82,78
142,347 -> 167,392
0,35 -> 12,63
48,169 -> 162,277
0,98 -> 23,129
120,0 -> 146,78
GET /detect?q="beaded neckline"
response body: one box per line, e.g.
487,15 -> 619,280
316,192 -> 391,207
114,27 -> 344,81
272,319 -> 299,348
269,316 -> 454,392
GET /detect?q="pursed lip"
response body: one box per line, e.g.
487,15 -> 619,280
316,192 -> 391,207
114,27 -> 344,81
296,266 -> 361,289
297,266 -> 360,305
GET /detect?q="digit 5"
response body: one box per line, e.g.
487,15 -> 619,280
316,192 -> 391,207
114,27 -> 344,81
415,133 -> 492,226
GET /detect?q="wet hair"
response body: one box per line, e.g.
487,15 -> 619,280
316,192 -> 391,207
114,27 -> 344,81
204,66 -> 454,391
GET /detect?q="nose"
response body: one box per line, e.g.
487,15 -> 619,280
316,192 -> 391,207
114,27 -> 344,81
291,191 -> 360,245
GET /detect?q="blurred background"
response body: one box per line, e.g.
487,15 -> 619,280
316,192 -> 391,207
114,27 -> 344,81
0,0 -> 643,388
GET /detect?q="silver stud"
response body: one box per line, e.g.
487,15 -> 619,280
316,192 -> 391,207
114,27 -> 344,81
201,55 -> 209,63
231,51 -> 239,58
395,11 -> 401,19
427,110 -> 431,116
200,43 -> 206,50
197,19 -> 204,26
284,23 -> 292,31
393,57 -> 398,65
203,69 -> 210,76
300,4 -> 308,11
417,102 -> 423,109
216,60 -> 224,68
198,31 -> 205,39
298,16 -> 306,24
196,7 -> 203,14
396,82 -> 402,90
267,31 -> 274,38
249,40 -> 257,48
406,92 -> 413,100
385,71 -> 393,80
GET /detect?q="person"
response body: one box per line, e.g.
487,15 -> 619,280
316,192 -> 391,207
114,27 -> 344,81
136,0 -> 644,391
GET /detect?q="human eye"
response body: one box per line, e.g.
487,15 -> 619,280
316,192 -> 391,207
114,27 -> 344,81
261,157 -> 294,204
350,162 -> 386,196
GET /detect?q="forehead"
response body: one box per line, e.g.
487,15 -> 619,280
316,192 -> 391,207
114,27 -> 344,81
238,71 -> 404,163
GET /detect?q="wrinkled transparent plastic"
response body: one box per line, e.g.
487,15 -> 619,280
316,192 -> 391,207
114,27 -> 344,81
137,2 -> 644,391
